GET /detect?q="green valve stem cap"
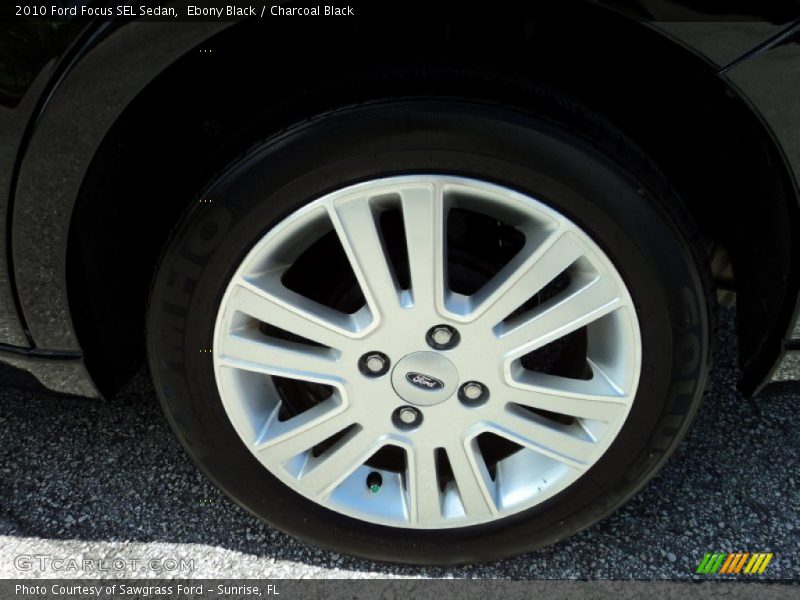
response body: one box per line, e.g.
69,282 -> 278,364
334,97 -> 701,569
366,471 -> 383,493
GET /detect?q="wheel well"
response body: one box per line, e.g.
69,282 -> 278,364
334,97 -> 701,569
67,2 -> 799,396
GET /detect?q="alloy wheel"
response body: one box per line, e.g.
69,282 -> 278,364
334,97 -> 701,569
213,175 -> 641,529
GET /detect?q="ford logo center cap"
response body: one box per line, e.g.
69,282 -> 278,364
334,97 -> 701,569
392,351 -> 458,406
405,372 -> 445,391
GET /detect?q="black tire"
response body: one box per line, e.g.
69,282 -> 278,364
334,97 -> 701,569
147,96 -> 713,564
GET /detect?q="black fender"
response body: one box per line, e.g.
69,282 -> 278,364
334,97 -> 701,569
12,20 -> 232,353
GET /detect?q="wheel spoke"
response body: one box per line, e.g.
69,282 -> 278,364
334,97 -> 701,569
445,439 -> 497,517
299,426 -> 383,499
329,197 -> 400,321
255,400 -> 354,465
406,444 -> 443,525
400,185 -> 446,314
470,230 -> 585,327
489,407 -> 598,468
228,280 -> 359,351
218,330 -> 342,383
496,273 -> 621,357
503,372 -> 629,422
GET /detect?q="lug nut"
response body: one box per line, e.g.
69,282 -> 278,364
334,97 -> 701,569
426,324 -> 460,350
366,354 -> 385,373
399,407 -> 419,424
393,406 -> 422,429
360,352 -> 390,377
432,327 -> 453,346
463,382 -> 484,400
459,381 -> 488,406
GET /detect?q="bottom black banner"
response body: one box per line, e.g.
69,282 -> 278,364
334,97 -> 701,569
1,580 -> 797,600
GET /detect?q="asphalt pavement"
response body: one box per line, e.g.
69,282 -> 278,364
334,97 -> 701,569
1,309 -> 798,579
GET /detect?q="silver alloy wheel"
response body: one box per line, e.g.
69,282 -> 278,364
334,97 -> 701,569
213,176 -> 641,529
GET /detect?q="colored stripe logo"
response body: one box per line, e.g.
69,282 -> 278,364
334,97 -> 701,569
696,552 -> 773,574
